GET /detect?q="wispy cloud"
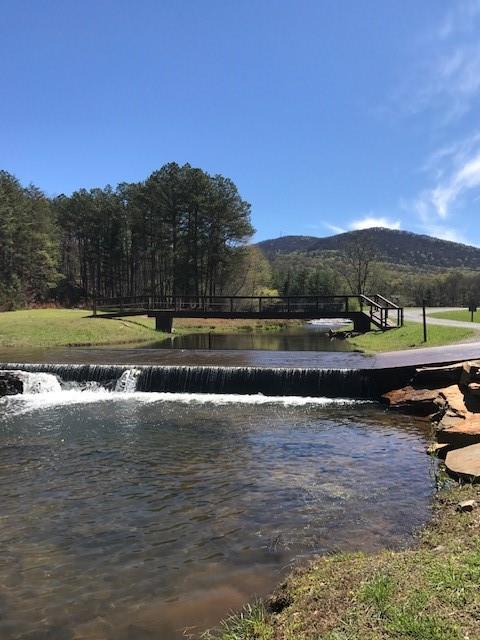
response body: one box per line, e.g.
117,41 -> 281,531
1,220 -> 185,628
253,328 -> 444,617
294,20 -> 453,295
413,136 -> 480,237
392,1 -> 480,123
398,2 -> 480,245
350,216 -> 401,231
324,217 -> 401,235
421,225 -> 467,244
324,222 -> 346,234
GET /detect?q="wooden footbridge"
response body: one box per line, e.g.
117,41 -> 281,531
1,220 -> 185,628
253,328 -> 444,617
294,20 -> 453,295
92,294 -> 404,333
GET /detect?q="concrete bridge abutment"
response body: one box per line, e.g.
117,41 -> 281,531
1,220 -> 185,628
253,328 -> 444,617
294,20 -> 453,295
155,315 -> 173,333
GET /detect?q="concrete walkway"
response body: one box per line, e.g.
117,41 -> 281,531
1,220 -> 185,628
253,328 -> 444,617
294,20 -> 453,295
373,341 -> 480,369
405,307 -> 480,330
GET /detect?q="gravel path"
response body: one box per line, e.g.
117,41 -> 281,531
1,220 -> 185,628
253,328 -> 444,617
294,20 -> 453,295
404,307 -> 480,330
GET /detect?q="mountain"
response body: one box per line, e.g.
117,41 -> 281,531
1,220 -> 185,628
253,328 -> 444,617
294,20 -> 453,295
256,228 -> 480,270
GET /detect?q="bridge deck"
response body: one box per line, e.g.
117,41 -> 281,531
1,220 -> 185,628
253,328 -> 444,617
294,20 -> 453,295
93,294 -> 404,333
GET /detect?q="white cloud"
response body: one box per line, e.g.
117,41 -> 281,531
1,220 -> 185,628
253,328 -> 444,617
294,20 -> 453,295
324,222 -> 346,234
415,149 -> 480,220
350,216 -> 401,231
390,2 -> 480,123
420,224 -> 467,244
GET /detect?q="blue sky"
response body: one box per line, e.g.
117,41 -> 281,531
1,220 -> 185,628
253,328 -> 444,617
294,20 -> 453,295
1,1 -> 480,244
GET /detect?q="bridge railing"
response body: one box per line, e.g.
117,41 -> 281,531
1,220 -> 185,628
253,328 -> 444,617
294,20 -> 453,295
91,294 -> 359,313
360,294 -> 403,329
89,293 -> 404,329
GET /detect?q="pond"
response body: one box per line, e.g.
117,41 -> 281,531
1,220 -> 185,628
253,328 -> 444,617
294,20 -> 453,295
150,322 -> 355,352
0,383 -> 434,640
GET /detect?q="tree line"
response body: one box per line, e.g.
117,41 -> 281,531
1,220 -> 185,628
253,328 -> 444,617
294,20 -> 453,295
1,164 -> 479,310
0,164 -> 274,309
272,247 -> 480,307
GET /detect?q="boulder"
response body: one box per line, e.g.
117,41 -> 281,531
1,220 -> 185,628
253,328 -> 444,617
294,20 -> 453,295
436,413 -> 480,446
0,372 -> 23,397
434,385 -> 480,446
467,382 -> 480,397
434,385 -> 466,415
445,444 -> 480,481
413,364 -> 463,389
460,360 -> 480,386
456,499 -> 477,512
427,442 -> 452,459
381,386 -> 440,416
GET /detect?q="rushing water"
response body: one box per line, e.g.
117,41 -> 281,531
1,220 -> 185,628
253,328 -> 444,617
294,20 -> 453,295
0,376 -> 434,640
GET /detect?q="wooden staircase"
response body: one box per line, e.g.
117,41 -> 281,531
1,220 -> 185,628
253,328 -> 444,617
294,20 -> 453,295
360,294 -> 403,330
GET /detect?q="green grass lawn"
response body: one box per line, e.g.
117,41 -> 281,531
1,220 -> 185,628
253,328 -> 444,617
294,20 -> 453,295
0,309 -> 159,348
348,321 -> 478,353
0,309 -> 302,348
205,483 -> 480,640
429,309 -> 480,323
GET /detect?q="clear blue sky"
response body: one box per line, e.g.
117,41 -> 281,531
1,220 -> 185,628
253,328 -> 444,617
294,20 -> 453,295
1,0 -> 480,243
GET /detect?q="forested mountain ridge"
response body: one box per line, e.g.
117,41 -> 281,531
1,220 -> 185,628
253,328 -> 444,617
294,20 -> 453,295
257,228 -> 480,270
2,163 -> 480,311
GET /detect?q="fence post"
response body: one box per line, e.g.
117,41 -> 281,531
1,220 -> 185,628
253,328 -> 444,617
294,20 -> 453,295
422,300 -> 428,342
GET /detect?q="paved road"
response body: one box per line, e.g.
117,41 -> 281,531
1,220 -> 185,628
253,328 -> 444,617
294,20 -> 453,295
405,307 -> 480,330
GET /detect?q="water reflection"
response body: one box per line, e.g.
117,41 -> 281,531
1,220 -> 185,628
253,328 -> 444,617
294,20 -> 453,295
154,324 -> 354,352
0,397 -> 433,639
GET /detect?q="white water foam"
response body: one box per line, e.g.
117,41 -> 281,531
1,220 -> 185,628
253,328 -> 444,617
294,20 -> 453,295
1,388 -> 361,417
13,370 -> 63,394
114,368 -> 142,393
307,319 -> 351,326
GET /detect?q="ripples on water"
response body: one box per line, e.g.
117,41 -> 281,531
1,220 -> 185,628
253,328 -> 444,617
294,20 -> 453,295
0,391 -> 434,639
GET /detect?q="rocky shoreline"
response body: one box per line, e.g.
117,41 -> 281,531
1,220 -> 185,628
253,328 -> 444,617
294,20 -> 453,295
383,359 -> 480,482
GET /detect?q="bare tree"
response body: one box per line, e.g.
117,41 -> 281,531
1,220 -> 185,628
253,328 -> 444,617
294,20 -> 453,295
338,238 -> 378,295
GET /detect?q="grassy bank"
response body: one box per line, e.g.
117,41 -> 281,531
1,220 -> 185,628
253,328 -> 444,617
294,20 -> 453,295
205,482 -> 480,640
430,309 -> 480,323
0,309 -> 301,348
348,321 -> 478,353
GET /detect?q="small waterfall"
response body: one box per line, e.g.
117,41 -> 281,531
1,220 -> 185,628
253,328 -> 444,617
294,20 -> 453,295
14,370 -> 62,394
0,363 -> 412,399
114,368 -> 142,393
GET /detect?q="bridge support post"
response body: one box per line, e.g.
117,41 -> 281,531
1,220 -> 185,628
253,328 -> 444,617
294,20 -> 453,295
155,315 -> 173,333
353,313 -> 371,333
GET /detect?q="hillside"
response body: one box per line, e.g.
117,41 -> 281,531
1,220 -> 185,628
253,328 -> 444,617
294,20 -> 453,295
257,228 -> 480,270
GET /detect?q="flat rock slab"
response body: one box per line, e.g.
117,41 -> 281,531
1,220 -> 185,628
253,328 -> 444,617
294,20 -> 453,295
413,364 -> 463,388
460,360 -> 480,386
435,385 -> 466,413
468,382 -> 480,396
382,386 -> 440,416
445,444 -> 480,481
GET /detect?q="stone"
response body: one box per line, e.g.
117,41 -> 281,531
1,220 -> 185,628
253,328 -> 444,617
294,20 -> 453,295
467,382 -> 480,397
434,385 -> 466,415
413,364 -> 463,388
436,411 -> 480,447
460,360 -> 480,386
456,499 -> 477,512
381,386 -> 440,416
0,372 -> 23,397
445,444 -> 480,481
427,442 -> 451,459
432,384 -> 480,446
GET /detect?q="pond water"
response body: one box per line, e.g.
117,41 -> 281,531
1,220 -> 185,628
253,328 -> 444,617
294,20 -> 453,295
0,386 -> 434,640
152,323 -> 355,352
